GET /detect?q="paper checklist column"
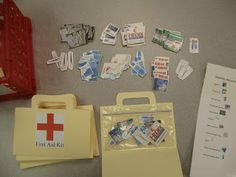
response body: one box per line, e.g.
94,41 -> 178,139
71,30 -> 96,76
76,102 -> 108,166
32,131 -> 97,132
190,63 -> 236,177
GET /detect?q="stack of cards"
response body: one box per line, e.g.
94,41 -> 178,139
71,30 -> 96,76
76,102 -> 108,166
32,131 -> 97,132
130,51 -> 147,77
152,57 -> 170,92
133,120 -> 167,146
77,50 -> 102,81
152,27 -> 184,53
189,38 -> 199,53
109,119 -> 136,144
176,59 -> 193,80
109,116 -> 167,146
120,22 -> 146,47
60,24 -> 95,48
100,23 -> 120,45
100,54 -> 131,80
47,50 -> 74,71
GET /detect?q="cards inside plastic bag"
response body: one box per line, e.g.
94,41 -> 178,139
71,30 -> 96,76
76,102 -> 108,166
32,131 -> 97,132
101,54 -> 131,80
109,115 -> 167,146
121,22 -> 145,47
152,57 -> 169,92
60,24 -> 95,48
109,118 -> 135,144
100,91 -> 176,151
130,51 -> 147,77
152,27 -> 184,53
77,50 -> 102,81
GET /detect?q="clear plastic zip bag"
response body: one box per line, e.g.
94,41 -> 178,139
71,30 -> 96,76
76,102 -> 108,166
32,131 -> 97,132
101,92 -> 176,152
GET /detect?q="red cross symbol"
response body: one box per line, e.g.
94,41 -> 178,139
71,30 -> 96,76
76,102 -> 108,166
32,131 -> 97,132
37,113 -> 64,141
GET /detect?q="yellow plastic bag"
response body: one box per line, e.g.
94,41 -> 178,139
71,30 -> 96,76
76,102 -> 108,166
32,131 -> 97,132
13,94 -> 99,169
100,91 -> 183,177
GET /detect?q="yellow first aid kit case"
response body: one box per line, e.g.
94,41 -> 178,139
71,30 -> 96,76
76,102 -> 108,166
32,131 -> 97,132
100,91 -> 183,177
13,94 -> 99,169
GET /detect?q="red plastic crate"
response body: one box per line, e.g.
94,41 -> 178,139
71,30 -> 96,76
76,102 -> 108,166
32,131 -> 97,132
0,0 -> 36,101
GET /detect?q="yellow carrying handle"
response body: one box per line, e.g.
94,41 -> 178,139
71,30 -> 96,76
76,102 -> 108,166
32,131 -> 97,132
32,94 -> 77,110
116,91 -> 156,106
